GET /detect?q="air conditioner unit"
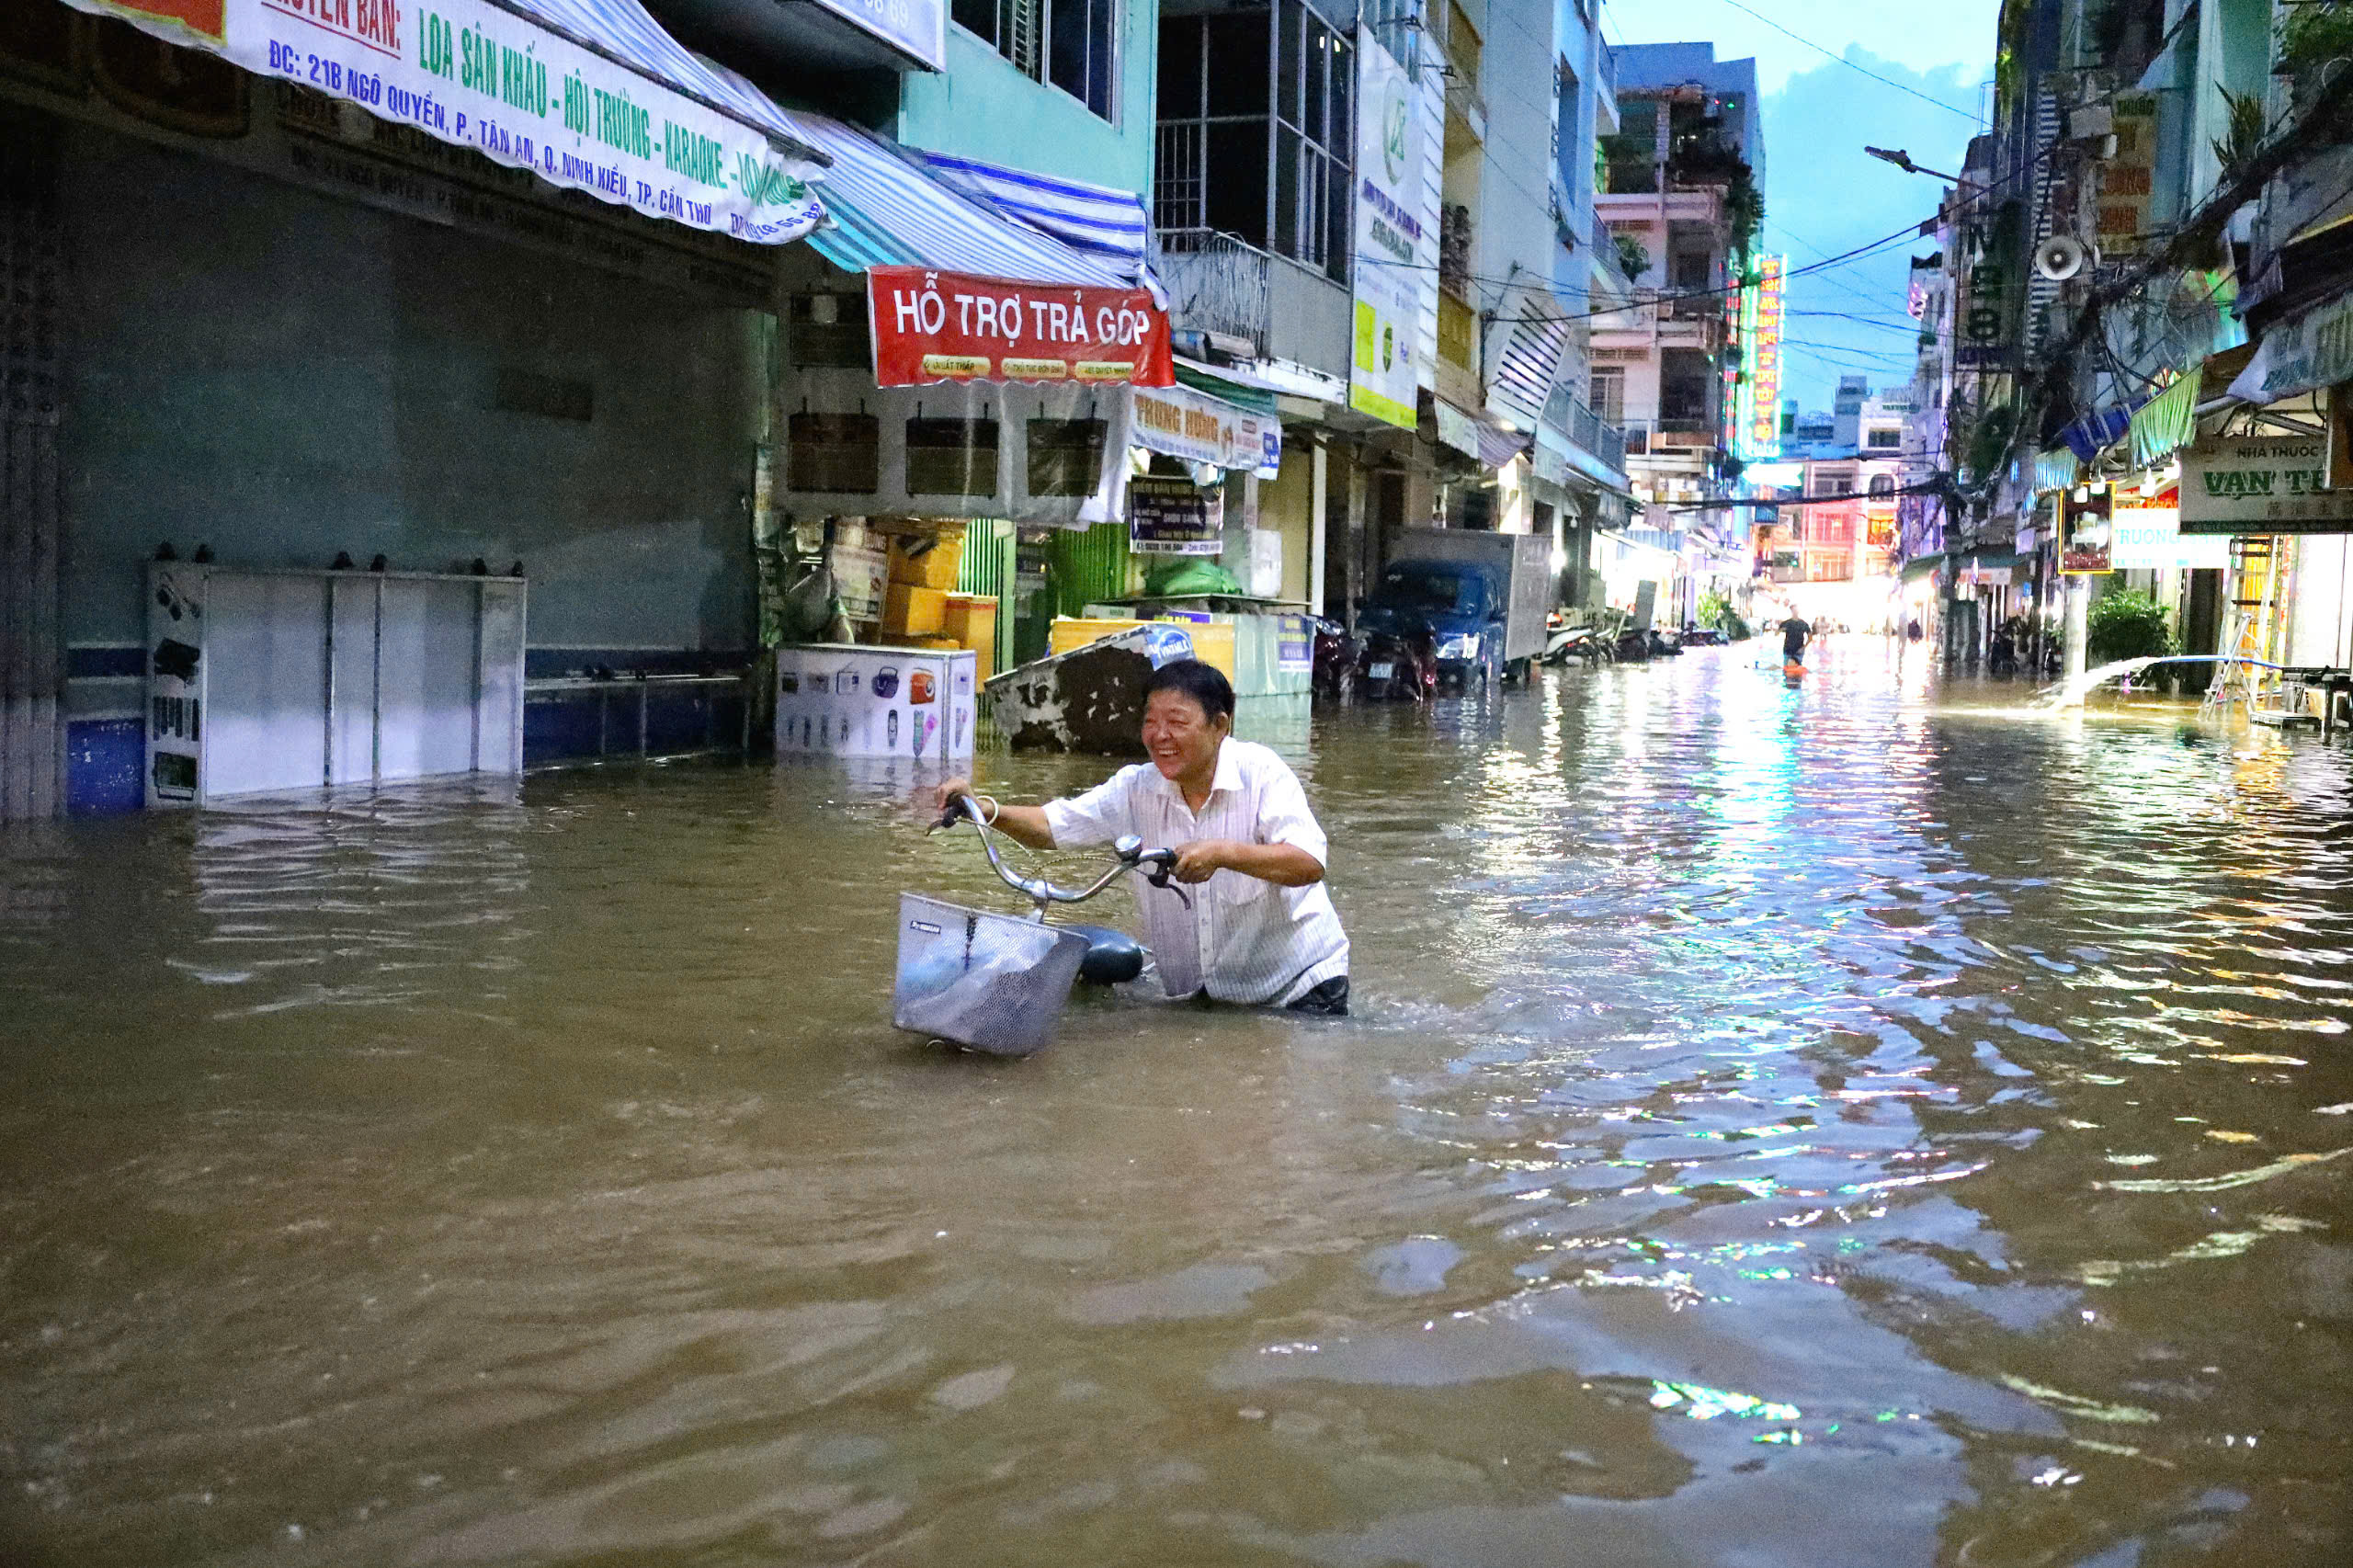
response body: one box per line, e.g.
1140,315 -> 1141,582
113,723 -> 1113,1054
2034,234 -> 2098,282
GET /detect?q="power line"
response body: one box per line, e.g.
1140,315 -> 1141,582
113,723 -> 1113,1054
1712,0 -> 1984,124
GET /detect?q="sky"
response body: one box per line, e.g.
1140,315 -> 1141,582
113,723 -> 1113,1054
1605,0 -> 2003,416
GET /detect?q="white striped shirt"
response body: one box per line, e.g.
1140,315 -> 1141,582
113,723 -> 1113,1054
1042,740 -> 1349,1006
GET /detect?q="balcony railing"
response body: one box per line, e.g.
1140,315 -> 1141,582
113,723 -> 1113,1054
1619,417 -> 1720,458
1154,227 -> 1352,380
1155,229 -> 1270,350
1538,381 -> 1629,476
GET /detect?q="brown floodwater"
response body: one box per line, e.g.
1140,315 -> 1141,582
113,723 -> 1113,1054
2,635 -> 2349,1567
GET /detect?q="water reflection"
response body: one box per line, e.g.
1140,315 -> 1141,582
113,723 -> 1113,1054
1,644 -> 2348,1566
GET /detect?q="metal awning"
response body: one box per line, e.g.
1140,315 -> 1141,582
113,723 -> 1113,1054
790,117 -> 1132,287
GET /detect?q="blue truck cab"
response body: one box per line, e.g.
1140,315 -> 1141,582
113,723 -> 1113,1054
1359,558 -> 1506,684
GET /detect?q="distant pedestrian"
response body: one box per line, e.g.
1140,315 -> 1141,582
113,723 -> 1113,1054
1906,619 -> 1923,642
1780,615 -> 1813,668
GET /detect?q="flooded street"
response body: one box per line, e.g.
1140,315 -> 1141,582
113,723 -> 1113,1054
5,636 -> 2351,1568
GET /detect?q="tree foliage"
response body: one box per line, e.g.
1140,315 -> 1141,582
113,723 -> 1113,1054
2086,588 -> 2175,664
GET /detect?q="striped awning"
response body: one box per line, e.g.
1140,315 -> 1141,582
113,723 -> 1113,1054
1175,361 -> 1280,416
1478,422 -> 1530,471
2033,449 -> 2079,494
2128,365 -> 2203,468
500,0 -> 820,155
910,153 -> 1152,278
2058,392 -> 2150,461
789,117 -> 1132,288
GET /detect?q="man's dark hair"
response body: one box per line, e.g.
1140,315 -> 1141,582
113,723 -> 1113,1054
1142,658 -> 1234,723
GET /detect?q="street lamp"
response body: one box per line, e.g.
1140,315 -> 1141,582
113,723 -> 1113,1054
1865,145 -> 1983,192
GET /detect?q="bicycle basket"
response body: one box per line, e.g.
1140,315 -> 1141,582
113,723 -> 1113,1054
893,893 -> 1092,1056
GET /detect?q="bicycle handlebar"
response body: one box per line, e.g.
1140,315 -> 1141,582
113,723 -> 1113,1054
934,794 -> 1190,910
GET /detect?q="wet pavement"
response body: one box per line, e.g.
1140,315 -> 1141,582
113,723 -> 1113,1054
3,634 -> 2350,1567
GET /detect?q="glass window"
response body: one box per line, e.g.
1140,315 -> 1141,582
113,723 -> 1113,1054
1158,12 -> 1200,117
963,0 -> 1119,123
951,0 -> 997,48
1278,0 -> 1302,129
1156,1 -> 1348,273
1202,11 -> 1267,116
1204,121 -> 1269,244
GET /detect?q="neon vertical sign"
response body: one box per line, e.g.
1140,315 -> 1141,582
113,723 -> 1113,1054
1741,256 -> 1784,461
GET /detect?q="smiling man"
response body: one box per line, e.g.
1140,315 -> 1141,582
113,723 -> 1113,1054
935,660 -> 1351,1014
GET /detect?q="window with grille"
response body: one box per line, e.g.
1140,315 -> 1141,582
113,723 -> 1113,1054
1867,428 -> 1901,449
1554,61 -> 1581,201
955,0 -> 1119,120
1589,365 -> 1624,423
1155,1 -> 1352,280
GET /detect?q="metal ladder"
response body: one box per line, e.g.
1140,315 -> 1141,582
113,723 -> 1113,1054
2202,536 -> 2279,720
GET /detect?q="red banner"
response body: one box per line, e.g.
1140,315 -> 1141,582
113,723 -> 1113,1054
867,267 -> 1173,388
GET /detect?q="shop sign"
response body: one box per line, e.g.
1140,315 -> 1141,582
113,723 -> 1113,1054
1347,26 -> 1437,429
1956,226 -> 2016,370
2181,434 -> 2353,533
1128,476 -> 1225,556
1741,256 -> 1785,460
2111,486 -> 2230,568
868,267 -> 1173,388
2094,95 -> 2158,256
1131,382 -> 1280,478
62,0 -> 828,245
2062,490 -> 2113,574
1957,559 -> 2016,587
807,0 -> 944,70
2226,293 -> 2353,407
1277,614 -> 1313,673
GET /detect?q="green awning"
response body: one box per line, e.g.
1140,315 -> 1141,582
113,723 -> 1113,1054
1901,555 -> 1944,582
2128,364 -> 2203,468
1175,362 -> 1280,416
2034,449 -> 2079,494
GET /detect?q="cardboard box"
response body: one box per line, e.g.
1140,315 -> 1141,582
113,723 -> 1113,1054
827,544 -> 888,621
949,597 -> 996,671
884,583 -> 948,636
942,592 -> 996,641
888,529 -> 966,591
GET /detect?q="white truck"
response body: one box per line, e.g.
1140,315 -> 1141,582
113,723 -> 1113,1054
1364,528 -> 1555,687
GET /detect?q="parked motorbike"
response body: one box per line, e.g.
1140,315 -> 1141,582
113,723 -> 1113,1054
1613,627 -> 1653,663
1358,626 -> 1438,700
1988,630 -> 2018,677
1542,611 -> 1614,666
1311,616 -> 1360,702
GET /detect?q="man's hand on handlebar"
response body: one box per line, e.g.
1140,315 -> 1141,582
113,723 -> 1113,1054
1169,840 -> 1229,884
927,779 -> 1058,851
933,777 -> 977,824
